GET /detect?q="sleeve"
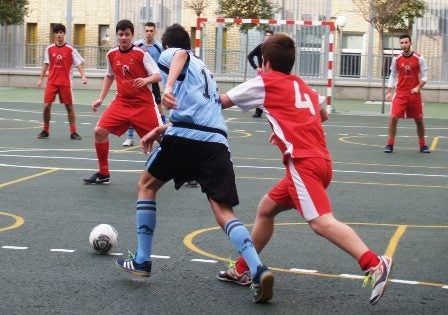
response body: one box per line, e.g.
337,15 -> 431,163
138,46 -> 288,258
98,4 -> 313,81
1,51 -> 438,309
388,56 -> 397,88
105,51 -> 114,77
419,56 -> 428,82
43,46 -> 50,64
143,53 -> 160,75
227,76 -> 266,111
72,48 -> 85,67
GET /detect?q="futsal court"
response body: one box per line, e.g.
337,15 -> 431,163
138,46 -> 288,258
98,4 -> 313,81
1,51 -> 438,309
0,94 -> 447,314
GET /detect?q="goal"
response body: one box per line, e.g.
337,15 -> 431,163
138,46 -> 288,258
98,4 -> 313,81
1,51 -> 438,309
195,17 -> 336,113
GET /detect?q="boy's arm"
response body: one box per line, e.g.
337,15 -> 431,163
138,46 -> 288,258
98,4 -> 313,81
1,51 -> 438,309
220,94 -> 235,109
76,63 -> 87,84
91,75 -> 114,112
37,63 -> 49,88
161,50 -> 188,109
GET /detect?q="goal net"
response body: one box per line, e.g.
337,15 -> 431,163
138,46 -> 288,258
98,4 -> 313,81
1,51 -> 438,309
195,17 -> 335,112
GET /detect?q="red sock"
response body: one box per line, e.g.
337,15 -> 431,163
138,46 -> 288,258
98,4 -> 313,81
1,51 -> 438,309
387,138 -> 394,146
43,124 -> 49,132
358,250 -> 380,272
70,124 -> 77,133
95,141 -> 110,175
235,256 -> 249,274
419,138 -> 425,146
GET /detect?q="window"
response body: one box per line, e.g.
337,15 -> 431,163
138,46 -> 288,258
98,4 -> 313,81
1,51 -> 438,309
98,25 -> 110,69
340,34 -> 364,77
26,23 -> 38,66
382,35 -> 401,77
74,24 -> 86,57
297,26 -> 325,76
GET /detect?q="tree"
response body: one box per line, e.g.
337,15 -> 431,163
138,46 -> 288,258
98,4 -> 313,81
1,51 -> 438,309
217,0 -> 279,33
352,0 -> 426,113
0,0 -> 28,25
184,0 -> 209,17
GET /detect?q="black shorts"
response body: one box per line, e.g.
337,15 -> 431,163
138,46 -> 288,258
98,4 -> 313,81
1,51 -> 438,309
146,135 -> 239,207
152,83 -> 161,104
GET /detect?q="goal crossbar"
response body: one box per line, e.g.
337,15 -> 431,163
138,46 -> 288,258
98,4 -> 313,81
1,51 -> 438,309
195,17 -> 336,112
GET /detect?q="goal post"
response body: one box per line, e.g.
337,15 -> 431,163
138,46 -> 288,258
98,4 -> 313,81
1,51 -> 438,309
195,17 -> 336,113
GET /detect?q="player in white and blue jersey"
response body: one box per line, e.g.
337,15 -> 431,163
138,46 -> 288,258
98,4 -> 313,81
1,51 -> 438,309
116,23 -> 274,303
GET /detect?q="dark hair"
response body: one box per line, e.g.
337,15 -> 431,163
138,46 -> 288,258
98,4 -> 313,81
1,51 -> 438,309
52,24 -> 66,33
265,30 -> 274,35
262,33 -> 295,74
145,22 -> 156,28
161,24 -> 191,50
399,34 -> 412,42
116,19 -> 134,35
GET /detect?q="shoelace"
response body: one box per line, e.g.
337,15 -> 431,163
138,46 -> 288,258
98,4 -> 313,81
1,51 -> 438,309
362,271 -> 374,288
127,250 -> 135,260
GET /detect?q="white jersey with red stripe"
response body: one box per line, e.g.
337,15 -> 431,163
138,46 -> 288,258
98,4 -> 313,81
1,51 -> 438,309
227,71 -> 330,160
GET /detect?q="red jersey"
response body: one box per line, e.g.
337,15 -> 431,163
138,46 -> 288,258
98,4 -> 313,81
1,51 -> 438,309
44,43 -> 84,86
227,71 -> 330,160
106,45 -> 159,107
388,52 -> 428,95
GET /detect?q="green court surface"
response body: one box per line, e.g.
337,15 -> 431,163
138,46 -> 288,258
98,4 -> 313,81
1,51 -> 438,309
0,89 -> 447,314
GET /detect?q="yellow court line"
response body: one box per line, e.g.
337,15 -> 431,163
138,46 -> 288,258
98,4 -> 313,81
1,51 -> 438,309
430,136 -> 439,151
0,169 -> 59,188
385,225 -> 408,258
183,223 -> 448,289
0,211 -> 24,232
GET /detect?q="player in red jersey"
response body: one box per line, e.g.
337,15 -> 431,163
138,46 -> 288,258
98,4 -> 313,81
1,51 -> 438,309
36,23 -> 87,140
385,34 -> 430,153
83,19 -> 162,185
218,33 -> 392,305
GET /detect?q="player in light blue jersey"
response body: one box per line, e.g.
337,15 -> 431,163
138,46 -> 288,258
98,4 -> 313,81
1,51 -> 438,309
116,23 -> 274,303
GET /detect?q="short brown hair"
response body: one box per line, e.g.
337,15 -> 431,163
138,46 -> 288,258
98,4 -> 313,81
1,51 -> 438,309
262,33 -> 295,74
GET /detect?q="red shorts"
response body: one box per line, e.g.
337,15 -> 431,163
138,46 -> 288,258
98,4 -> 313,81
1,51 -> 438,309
268,157 -> 332,221
44,84 -> 73,105
97,100 -> 162,137
391,93 -> 423,119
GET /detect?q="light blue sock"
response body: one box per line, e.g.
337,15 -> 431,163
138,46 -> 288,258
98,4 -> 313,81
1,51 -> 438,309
224,218 -> 262,277
134,199 -> 156,264
127,127 -> 134,138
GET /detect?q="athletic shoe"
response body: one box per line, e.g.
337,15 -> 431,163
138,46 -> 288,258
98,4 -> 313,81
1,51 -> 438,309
420,145 -> 430,153
363,255 -> 393,305
122,138 -> 134,146
83,172 -> 110,185
251,265 -> 274,303
37,130 -> 49,139
185,181 -> 199,188
116,257 -> 152,277
70,132 -> 82,140
252,113 -> 262,118
217,264 -> 252,286
384,144 -> 393,153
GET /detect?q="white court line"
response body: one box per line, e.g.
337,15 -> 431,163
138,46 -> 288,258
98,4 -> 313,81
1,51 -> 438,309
2,246 -> 28,249
50,249 -> 76,253
191,259 -> 217,263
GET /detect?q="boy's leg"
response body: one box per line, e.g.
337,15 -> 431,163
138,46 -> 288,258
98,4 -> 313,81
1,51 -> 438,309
308,213 -> 392,304
210,199 -> 273,303
123,127 -> 135,146
218,194 -> 288,282
37,102 -> 52,138
116,171 -> 165,277
84,127 -> 110,184
64,103 -> 82,139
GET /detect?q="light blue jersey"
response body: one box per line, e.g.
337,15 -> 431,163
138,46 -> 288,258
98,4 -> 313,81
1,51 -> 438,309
158,48 -> 228,146
133,39 -> 163,62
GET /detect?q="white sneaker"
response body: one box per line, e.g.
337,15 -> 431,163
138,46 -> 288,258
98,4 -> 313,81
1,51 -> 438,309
363,255 -> 393,305
122,138 -> 134,146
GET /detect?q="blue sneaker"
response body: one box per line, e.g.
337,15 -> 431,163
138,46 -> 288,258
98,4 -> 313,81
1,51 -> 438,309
116,257 -> 152,277
251,265 -> 274,303
420,145 -> 430,153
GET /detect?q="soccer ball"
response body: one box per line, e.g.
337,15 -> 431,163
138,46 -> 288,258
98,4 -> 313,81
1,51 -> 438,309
89,224 -> 118,255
